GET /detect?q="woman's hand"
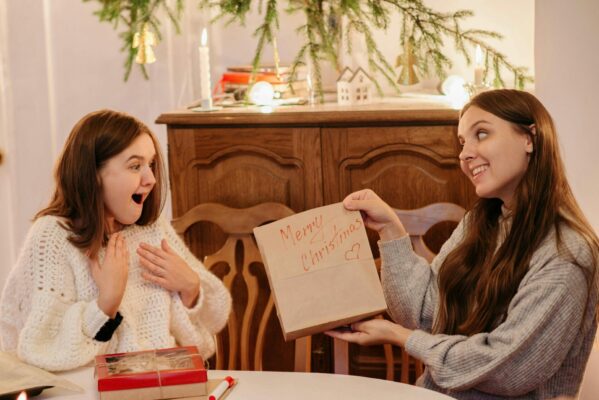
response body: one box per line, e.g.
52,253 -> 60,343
343,189 -> 407,241
91,232 -> 129,318
137,239 -> 201,308
325,319 -> 412,347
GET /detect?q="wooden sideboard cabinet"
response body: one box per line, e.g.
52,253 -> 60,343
157,100 -> 476,379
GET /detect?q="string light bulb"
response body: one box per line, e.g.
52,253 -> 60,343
249,81 -> 275,106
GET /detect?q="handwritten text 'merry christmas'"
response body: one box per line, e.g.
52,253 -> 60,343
279,214 -> 363,272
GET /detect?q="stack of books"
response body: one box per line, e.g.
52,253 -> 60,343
95,346 -> 207,400
216,64 -> 308,100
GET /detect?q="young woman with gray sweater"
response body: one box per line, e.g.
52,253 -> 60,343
327,90 -> 598,399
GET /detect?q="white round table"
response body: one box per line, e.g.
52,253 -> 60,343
40,368 -> 454,399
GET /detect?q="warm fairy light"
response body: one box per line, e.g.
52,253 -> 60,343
201,28 -> 208,47
249,81 -> 275,106
441,75 -> 468,109
17,392 -> 27,400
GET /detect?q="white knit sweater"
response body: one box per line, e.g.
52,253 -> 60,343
0,215 -> 231,371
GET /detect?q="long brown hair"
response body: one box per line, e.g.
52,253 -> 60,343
434,89 -> 599,335
36,109 -> 166,258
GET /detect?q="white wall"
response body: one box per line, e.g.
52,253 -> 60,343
0,0 -> 207,286
0,0 -> 16,289
535,0 -> 599,233
0,1 -> 535,289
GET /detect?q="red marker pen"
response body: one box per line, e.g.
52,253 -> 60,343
209,376 -> 235,400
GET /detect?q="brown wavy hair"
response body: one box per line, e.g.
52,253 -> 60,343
36,109 -> 166,258
434,89 -> 599,335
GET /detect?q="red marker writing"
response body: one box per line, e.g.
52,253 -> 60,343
209,376 -> 235,400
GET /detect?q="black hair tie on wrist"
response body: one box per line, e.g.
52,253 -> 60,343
94,312 -> 123,342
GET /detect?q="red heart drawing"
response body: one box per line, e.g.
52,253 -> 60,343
344,243 -> 360,261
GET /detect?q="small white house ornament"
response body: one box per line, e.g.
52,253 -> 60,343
337,67 -> 373,105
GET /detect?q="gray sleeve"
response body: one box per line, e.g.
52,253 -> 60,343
405,261 -> 589,397
379,218 -> 466,330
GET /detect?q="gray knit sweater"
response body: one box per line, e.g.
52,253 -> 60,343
380,217 -> 597,399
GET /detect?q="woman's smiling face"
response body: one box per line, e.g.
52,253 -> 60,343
458,106 -> 534,208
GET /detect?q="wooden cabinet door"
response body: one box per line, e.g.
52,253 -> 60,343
322,125 -> 474,208
322,124 -> 476,379
167,126 -> 322,372
168,126 -> 322,214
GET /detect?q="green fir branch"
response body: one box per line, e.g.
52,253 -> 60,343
85,0 -> 184,81
86,0 -> 533,91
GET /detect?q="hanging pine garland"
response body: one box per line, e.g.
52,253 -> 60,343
86,0 -> 533,98
84,0 -> 184,80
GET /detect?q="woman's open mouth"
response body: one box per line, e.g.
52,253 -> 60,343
132,193 -> 143,204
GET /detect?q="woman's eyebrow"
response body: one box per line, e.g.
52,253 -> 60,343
458,119 -> 492,140
125,153 -> 156,162
468,119 -> 492,131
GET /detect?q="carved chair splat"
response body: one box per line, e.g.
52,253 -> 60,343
172,202 -> 312,372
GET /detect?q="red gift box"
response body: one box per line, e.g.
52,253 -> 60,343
95,346 -> 207,400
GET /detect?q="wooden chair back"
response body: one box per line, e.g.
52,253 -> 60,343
172,202 -> 311,372
396,202 -> 466,263
334,202 -> 466,383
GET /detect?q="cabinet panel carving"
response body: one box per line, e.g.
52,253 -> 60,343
168,127 -> 321,214
189,155 -> 297,206
322,125 -> 470,206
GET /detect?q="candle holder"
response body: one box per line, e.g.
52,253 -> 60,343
190,98 -> 222,112
464,82 -> 491,99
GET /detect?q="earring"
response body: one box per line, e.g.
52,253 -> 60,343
528,124 -> 537,135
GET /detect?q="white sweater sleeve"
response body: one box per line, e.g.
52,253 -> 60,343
0,217 -> 111,371
159,218 -> 231,340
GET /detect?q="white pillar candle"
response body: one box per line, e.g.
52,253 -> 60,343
474,44 -> 483,86
199,28 -> 211,101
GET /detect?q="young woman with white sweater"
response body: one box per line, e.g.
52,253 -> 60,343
0,109 -> 231,371
327,90 -> 598,399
